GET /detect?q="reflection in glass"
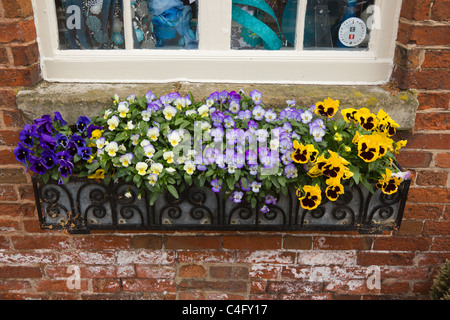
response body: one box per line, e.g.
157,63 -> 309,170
131,0 -> 198,49
55,0 -> 125,50
304,0 -> 375,50
231,0 -> 298,50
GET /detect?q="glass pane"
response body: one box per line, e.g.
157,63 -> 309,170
131,0 -> 199,49
304,0 -> 375,50
55,0 -> 125,50
231,0 -> 298,50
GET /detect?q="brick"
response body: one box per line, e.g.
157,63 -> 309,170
251,265 -> 282,279
0,64 -> 41,87
71,235 -> 132,250
164,236 -> 221,250
132,235 -> 162,249
267,281 -> 322,294
407,187 -> 449,203
0,89 -> 18,108
432,238 -> 450,251
423,220 -> 450,236
136,265 -> 175,279
93,279 -> 121,293
59,251 -> 116,265
11,235 -> 71,250
0,235 -> 9,249
400,0 -> 432,20
0,47 -> 8,66
415,170 -> 448,187
373,236 -> 431,251
0,203 -> 35,217
0,218 -> 20,232
381,281 -> 410,295
178,264 -> 207,278
431,0 -> 450,21
0,19 -> 37,44
406,25 -> 450,46
0,280 -> 32,291
298,251 -> 356,266
414,112 -> 450,131
2,109 -> 25,128
0,149 -> 18,165
0,130 -> 20,146
177,251 -> 235,263
250,280 -> 267,293
412,281 -> 433,295
394,46 -> 424,70
122,279 -> 176,292
395,151 -> 433,168
2,0 -> 34,18
280,266 -> 311,280
283,235 -> 312,249
392,67 -> 450,90
422,50 -> 450,69
0,266 -> 42,278
417,92 -> 450,111
35,279 -> 89,292
18,185 -> 34,201
11,42 -> 40,66
395,132 -> 450,150
436,153 -> 450,168
177,279 -> 247,292
381,266 -> 429,280
209,266 -> 249,280
178,292 -> 206,300
222,235 -> 281,250
0,185 -> 18,201
116,250 -> 175,265
0,251 -> 56,264
417,252 -> 450,266
312,236 -> 372,250
395,219 -> 424,235
357,252 -> 415,266
207,293 -> 245,300
236,250 -> 295,264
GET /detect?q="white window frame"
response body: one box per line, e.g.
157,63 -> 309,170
32,0 -> 402,84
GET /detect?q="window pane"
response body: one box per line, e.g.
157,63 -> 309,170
131,0 -> 199,49
304,0 -> 375,50
231,0 -> 298,50
55,0 -> 125,50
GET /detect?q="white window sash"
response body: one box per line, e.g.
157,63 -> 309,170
32,0 -> 402,84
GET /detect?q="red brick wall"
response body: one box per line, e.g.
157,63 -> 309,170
0,0 -> 448,300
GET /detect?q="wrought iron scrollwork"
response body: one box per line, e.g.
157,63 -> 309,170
33,176 -> 410,234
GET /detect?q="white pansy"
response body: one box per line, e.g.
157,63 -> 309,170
141,110 -> 151,122
107,115 -> 120,131
165,167 -> 176,173
130,134 -> 140,146
105,141 -> 119,157
104,109 -> 112,119
148,173 -> 158,186
135,162 -> 148,176
183,161 -> 196,175
167,131 -> 182,147
126,121 -> 135,130
119,153 -> 133,167
176,156 -> 186,164
150,163 -> 163,175
197,105 -> 209,117
96,137 -> 106,149
144,144 -> 155,158
140,139 -> 151,147
118,101 -> 129,118
147,127 -> 160,141
163,105 -> 177,121
186,110 -> 197,117
163,151 -> 175,164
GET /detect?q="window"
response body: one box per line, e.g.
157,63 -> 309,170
32,0 -> 402,84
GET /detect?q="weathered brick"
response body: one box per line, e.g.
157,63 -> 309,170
400,0 -> 432,20
415,170 -> 448,187
2,109 -> 25,128
71,235 -> 132,250
0,184 -> 18,201
422,50 -> 450,69
417,92 -> 450,111
236,250 -> 295,264
436,153 -> 450,168
11,42 -> 40,66
267,281 -> 323,294
395,219 -> 424,235
0,19 -> 37,44
373,236 -> 431,251
11,235 -> 71,250
132,235 -> 162,249
178,264 -> 207,278
136,265 -> 175,279
396,150 -> 432,168
423,220 -> 450,236
122,279 -> 176,292
164,235 -> 221,250
282,235 -> 312,249
414,112 -> 450,131
431,0 -> 450,21
0,203 -> 35,217
209,265 -> 249,280
431,238 -> 450,251
357,252 -> 415,266
312,236 -> 372,250
177,279 -> 247,292
395,132 -> 450,150
0,266 -> 42,278
223,235 -> 281,250
2,0 -> 34,18
407,187 -> 449,203
0,64 -> 41,87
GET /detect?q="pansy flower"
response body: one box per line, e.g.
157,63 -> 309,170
40,150 -> 57,169
230,191 -> 244,204
53,112 -> 68,126
14,143 -> 32,164
34,115 -> 55,135
88,169 -> 105,180
376,168 -> 402,195
39,133 -> 57,151
55,133 -> 69,148
19,124 -> 37,148
76,116 -> 91,132
341,108 -> 358,123
291,141 -> 318,164
376,110 -> 399,137
77,147 -> 92,161
355,108 -> 378,131
314,98 -> 339,118
29,156 -> 47,175
58,159 -> 74,178
249,90 -> 262,105
297,184 -> 322,211
211,178 -> 222,193
325,178 -> 345,201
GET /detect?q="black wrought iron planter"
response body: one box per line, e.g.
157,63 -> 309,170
33,176 -> 410,234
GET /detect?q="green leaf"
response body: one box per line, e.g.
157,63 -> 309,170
167,185 -> 179,199
149,192 -> 159,206
349,164 -> 360,184
86,162 -> 100,174
226,176 -> 235,191
240,177 -> 248,190
360,178 -> 375,194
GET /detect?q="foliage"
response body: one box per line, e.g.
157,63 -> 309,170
430,260 -> 450,300
15,89 -> 411,212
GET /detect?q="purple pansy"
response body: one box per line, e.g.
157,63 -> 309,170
53,112 -> 68,126
58,159 -> 74,178
211,178 -> 222,193
76,116 -> 91,133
